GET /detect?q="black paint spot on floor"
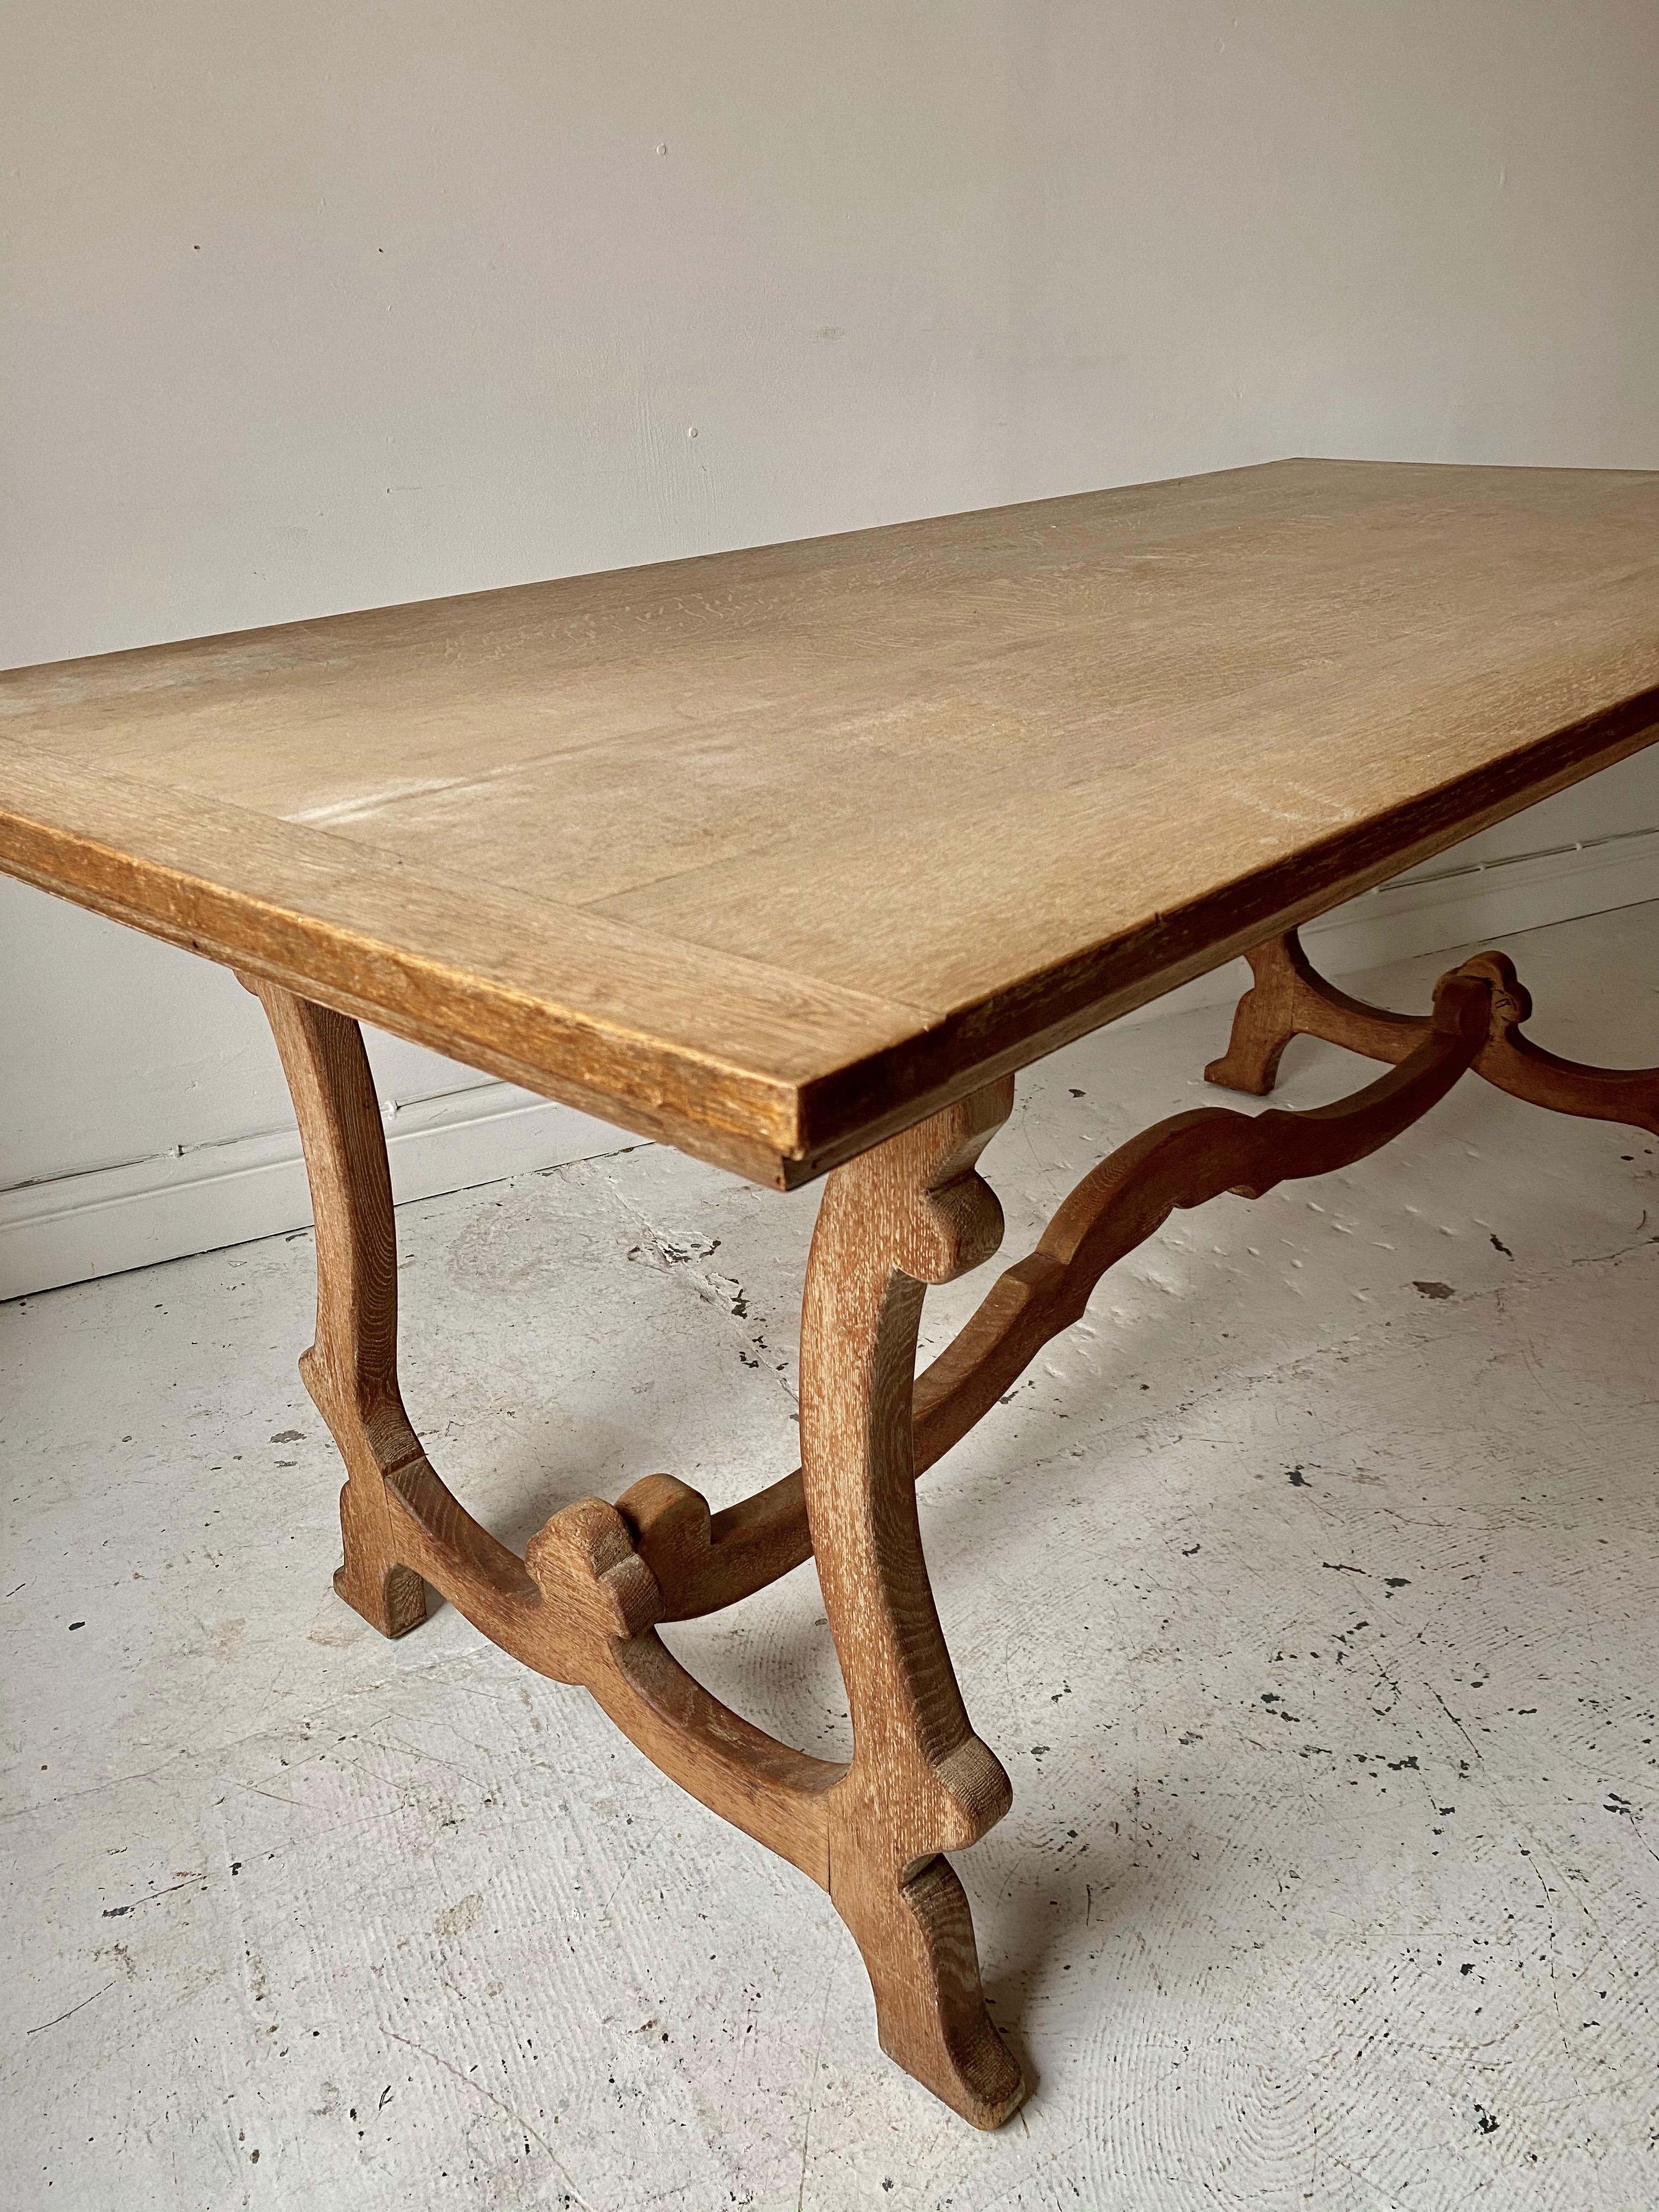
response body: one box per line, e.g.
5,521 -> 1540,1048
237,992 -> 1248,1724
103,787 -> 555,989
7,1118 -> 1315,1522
1285,1465 -> 1309,1487
1474,2103 -> 1499,2135
1489,1233 -> 1514,1258
1413,1281 -> 1455,1300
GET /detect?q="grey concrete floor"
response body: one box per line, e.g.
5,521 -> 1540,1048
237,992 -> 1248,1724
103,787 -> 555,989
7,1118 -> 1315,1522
4,904 -> 1658,2212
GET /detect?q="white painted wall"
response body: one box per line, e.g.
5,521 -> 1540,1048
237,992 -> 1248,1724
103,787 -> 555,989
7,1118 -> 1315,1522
4,2 -> 1658,1296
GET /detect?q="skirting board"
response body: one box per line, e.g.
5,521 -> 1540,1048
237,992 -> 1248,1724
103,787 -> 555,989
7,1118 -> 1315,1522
0,1084 -> 631,1304
4,825 -> 1656,1302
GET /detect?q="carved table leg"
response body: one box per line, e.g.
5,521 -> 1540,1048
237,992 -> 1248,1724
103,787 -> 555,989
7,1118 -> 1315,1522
800,1077 -> 1026,2129
1204,929 -> 1422,1093
242,979 -> 428,1638
1206,928 -> 1659,1136
247,978 -> 1025,2122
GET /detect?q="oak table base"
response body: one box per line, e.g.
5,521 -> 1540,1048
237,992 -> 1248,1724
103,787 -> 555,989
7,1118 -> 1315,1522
245,934 -> 1658,2129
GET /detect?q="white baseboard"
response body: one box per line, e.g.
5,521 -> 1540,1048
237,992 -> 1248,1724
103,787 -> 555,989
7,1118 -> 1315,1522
4,825 -> 1656,1302
0,1084 -> 629,1302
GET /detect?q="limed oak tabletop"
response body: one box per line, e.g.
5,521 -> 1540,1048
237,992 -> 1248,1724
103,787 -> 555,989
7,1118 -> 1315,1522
3,459 -> 1657,1186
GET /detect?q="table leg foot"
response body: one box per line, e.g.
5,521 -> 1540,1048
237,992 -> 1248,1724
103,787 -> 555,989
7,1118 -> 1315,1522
1203,944 -> 1295,1093
836,1849 -> 1025,2129
332,1481 -> 427,1639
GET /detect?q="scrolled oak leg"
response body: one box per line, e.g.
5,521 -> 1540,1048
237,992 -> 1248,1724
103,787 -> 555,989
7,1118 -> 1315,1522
244,978 -> 428,1638
246,981 -> 841,1858
244,985 -> 851,2067
1201,936 -> 1299,1095
1203,929 -> 1421,1093
800,1077 -> 1026,2129
1206,928 -> 1659,1137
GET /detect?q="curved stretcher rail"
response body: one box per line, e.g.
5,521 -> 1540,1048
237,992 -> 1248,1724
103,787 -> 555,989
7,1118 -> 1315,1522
621,958 -> 1501,1621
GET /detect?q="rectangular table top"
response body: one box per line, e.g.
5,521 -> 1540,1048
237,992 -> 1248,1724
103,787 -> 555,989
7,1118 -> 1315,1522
3,459 -> 1657,1187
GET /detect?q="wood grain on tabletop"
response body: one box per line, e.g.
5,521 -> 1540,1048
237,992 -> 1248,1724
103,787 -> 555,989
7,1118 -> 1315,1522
2,459 -> 1656,1186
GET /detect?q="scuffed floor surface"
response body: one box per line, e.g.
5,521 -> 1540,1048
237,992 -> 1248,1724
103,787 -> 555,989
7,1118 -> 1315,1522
4,903 -> 1658,2211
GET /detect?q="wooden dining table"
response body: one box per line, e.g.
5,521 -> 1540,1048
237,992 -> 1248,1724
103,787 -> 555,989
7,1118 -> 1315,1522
3,457 -> 1657,2126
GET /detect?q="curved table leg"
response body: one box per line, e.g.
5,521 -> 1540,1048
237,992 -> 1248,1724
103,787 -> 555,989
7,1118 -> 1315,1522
244,977 -> 842,1866
1206,928 -> 1659,1135
801,1077 -> 1026,2129
245,979 -> 1022,2123
245,977 -> 429,1639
